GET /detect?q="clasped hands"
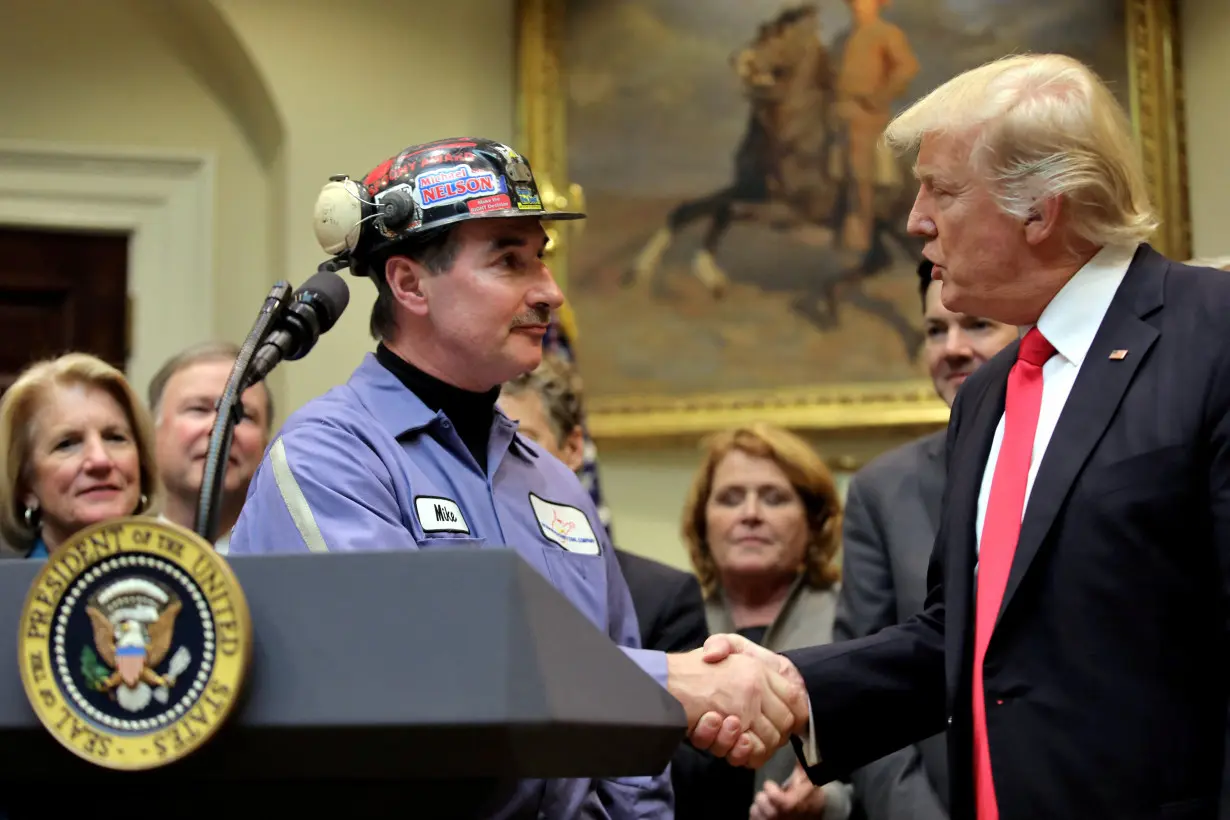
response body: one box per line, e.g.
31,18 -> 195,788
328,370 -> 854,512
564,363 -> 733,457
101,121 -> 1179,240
666,633 -> 809,768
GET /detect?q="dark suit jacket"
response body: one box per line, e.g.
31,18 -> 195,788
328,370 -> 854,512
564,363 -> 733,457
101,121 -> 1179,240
615,549 -> 708,653
835,431 -> 950,820
787,246 -> 1230,820
614,549 -> 751,820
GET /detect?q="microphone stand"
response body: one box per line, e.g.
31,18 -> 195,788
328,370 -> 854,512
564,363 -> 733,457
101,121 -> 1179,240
239,257 -> 351,392
194,281 -> 293,543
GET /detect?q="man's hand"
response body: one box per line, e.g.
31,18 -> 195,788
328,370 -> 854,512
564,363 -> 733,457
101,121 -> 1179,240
750,764 -> 826,819
691,633 -> 810,767
702,633 -> 806,691
666,645 -> 808,768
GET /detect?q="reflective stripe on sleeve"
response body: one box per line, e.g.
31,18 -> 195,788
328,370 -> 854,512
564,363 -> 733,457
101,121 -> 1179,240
270,437 -> 330,553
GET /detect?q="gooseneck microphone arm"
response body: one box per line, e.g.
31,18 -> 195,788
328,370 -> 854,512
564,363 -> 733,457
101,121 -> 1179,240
242,263 -> 352,390
194,281 -> 293,543
194,264 -> 351,543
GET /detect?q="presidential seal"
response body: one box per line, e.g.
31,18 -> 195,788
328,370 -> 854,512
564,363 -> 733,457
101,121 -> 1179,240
17,517 -> 251,771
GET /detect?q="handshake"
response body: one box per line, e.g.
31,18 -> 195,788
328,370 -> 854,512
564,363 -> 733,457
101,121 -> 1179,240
666,633 -> 810,769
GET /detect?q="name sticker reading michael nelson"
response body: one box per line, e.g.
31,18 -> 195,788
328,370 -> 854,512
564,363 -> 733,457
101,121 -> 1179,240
17,517 -> 251,770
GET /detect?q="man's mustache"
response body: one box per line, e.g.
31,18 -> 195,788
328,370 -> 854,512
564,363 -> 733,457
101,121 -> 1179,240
511,305 -> 551,328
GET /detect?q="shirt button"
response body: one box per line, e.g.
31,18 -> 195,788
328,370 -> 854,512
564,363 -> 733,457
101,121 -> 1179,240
947,716 -> 953,726
441,420 -> 451,428
995,699 -> 1004,706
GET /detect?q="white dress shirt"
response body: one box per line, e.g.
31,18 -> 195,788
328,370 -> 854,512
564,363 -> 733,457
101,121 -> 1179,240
974,244 -> 1134,552
800,243 -> 1137,766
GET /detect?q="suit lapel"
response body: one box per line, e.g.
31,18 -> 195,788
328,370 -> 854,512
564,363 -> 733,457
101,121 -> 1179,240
996,248 -> 1166,624
944,354 -> 1011,679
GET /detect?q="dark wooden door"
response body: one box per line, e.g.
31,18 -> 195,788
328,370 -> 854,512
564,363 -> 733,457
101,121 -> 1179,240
0,227 -> 129,395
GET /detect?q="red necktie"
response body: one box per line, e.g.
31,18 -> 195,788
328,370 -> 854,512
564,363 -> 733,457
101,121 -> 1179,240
972,327 -> 1056,820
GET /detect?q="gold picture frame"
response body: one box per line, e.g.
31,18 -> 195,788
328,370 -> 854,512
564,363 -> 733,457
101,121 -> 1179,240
516,0 -> 1189,443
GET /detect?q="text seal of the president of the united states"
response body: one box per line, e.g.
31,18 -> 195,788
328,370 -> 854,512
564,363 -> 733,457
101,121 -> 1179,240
17,517 -> 251,770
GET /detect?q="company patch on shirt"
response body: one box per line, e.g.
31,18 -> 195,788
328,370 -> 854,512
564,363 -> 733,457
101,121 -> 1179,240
415,496 -> 470,535
529,493 -> 600,555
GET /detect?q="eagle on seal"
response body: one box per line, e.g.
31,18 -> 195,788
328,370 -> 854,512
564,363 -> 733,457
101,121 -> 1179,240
85,578 -> 186,711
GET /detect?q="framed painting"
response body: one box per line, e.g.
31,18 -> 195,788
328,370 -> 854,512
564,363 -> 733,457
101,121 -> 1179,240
516,0 -> 1188,441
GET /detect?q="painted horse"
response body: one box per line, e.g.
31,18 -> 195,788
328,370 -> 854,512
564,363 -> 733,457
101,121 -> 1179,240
625,4 -> 922,358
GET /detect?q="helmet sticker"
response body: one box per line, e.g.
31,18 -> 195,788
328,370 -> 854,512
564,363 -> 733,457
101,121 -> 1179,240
363,157 -> 395,198
514,184 -> 543,210
416,150 -> 476,170
467,194 -> 514,215
413,165 -> 507,209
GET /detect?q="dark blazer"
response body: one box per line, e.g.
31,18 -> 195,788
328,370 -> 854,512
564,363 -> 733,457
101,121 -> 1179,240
786,246 -> 1230,820
835,431 -> 949,820
615,549 -> 708,653
613,549 -> 749,820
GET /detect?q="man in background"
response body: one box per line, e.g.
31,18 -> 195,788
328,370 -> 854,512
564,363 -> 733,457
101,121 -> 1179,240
148,341 -> 273,552
833,259 -> 1016,820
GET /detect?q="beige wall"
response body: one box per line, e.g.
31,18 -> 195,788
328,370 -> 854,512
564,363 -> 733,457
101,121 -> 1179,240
1183,0 -> 1230,260
0,0 -> 273,396
212,0 -> 516,415
1,0 -> 1225,571
599,449 -> 702,571
0,0 -> 512,419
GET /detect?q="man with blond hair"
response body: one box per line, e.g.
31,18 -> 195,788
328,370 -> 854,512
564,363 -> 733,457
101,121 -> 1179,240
701,53 -> 1230,819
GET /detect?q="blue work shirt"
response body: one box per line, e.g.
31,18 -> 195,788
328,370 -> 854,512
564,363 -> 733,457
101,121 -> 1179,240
230,354 -> 673,819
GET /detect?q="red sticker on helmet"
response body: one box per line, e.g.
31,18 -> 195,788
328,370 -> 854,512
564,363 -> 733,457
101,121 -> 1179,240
467,194 -> 513,215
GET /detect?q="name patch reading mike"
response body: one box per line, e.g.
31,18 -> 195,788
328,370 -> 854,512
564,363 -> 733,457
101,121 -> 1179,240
415,496 -> 471,535
415,165 -> 505,208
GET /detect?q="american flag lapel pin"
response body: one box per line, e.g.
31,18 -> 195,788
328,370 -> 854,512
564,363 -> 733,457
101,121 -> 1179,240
1109,349 -> 1128,360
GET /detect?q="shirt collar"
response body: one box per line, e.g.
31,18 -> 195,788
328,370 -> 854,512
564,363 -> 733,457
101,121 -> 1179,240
1032,243 -> 1136,367
349,354 -> 442,437
494,405 -> 540,461
349,355 -> 537,461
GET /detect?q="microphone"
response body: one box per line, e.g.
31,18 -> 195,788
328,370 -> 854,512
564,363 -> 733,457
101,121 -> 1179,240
244,267 -> 350,388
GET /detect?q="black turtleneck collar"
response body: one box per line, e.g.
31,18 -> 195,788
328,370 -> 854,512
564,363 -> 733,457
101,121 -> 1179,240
375,344 -> 500,471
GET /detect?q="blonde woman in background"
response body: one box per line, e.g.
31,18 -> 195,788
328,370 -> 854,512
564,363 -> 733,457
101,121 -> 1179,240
683,423 -> 852,819
0,353 -> 162,558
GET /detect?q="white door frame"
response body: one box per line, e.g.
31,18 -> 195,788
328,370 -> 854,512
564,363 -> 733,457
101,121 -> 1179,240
0,140 -> 215,398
